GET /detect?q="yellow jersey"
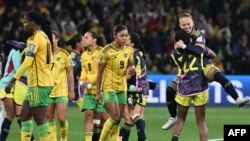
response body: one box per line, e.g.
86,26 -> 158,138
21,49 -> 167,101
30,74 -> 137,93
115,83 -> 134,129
80,46 -> 102,94
14,30 -> 54,87
50,48 -> 73,97
98,44 -> 133,92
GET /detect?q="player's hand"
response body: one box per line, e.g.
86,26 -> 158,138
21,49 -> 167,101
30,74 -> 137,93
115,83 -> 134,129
68,91 -> 75,100
127,66 -> 135,75
96,92 -> 102,104
175,40 -> 185,49
134,87 -> 142,93
5,78 -> 16,94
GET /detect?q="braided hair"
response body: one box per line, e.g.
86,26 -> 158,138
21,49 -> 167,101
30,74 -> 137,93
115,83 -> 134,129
26,10 -> 53,45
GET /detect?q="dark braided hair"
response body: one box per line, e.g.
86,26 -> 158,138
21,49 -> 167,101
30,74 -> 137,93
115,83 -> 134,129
174,29 -> 190,44
129,32 -> 146,60
65,34 -> 83,50
87,31 -> 107,47
26,10 -> 53,45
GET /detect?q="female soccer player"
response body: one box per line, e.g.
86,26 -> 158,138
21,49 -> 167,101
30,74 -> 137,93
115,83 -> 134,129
47,31 -> 75,141
119,32 -> 149,141
5,10 -> 54,141
162,13 -> 249,131
96,24 -> 134,141
67,34 -> 85,108
0,41 -> 35,141
80,31 -> 109,141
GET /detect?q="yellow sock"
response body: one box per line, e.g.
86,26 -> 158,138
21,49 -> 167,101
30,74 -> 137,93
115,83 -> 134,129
99,118 -> 116,141
21,120 -> 33,141
38,122 -> 50,141
59,120 -> 68,141
40,134 -> 50,141
84,132 -> 93,141
49,121 -> 57,141
21,132 -> 32,141
109,124 -> 119,141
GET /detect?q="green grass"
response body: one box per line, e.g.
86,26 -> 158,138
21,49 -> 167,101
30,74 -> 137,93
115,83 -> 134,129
6,106 -> 250,141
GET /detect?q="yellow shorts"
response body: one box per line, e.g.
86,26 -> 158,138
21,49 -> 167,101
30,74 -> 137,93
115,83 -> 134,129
0,80 -> 27,105
175,89 -> 208,107
203,64 -> 220,81
136,96 -> 148,107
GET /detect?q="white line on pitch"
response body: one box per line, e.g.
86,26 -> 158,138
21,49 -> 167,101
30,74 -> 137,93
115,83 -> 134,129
208,138 -> 224,141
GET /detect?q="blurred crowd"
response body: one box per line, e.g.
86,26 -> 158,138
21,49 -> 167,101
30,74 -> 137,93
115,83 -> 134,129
0,0 -> 250,74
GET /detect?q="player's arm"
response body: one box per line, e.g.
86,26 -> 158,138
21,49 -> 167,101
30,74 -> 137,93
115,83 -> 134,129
79,54 -> 89,86
66,55 -> 75,100
96,49 -> 106,102
203,47 -> 216,58
5,44 -> 35,93
148,81 -> 157,90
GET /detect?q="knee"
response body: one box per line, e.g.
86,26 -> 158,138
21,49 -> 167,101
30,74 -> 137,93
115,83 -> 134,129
57,115 -> 66,123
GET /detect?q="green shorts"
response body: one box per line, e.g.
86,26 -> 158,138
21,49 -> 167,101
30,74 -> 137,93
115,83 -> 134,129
24,86 -> 53,108
101,91 -> 127,105
82,93 -> 106,112
48,96 -> 68,104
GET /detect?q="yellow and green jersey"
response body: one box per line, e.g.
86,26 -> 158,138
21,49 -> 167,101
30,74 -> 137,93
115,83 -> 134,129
80,46 -> 102,94
50,48 -> 73,97
98,44 -> 133,92
14,30 -> 54,87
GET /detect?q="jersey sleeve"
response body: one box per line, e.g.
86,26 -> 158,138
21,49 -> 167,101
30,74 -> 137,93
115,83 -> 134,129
98,49 -> 107,65
66,54 -> 73,68
80,53 -> 87,80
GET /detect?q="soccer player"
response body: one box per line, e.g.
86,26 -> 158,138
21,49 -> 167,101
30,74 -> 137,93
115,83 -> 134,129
162,13 -> 249,130
80,31 -> 109,141
66,34 -> 85,108
5,10 -> 54,141
96,24 -> 134,141
119,32 -> 149,141
47,31 -> 75,141
170,35 -> 209,141
0,41 -> 35,141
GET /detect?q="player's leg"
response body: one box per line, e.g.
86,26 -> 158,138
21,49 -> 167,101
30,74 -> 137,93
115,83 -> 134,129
92,111 -> 101,141
119,104 -> 133,141
55,97 -> 69,141
0,97 -> 15,140
14,80 -> 36,141
83,94 -> 95,141
205,66 -> 249,106
131,102 -> 147,141
92,103 -> 109,141
0,99 -> 5,133
20,100 -> 33,141
47,100 -> 57,141
193,91 -> 209,141
109,92 -> 126,141
162,77 -> 179,130
171,93 -> 191,141
99,91 -> 121,141
30,87 -> 52,141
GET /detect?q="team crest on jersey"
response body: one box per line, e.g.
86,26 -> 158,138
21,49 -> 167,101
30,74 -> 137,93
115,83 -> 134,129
29,44 -> 35,51
56,57 -> 61,61
99,56 -> 103,62
124,53 -> 128,58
